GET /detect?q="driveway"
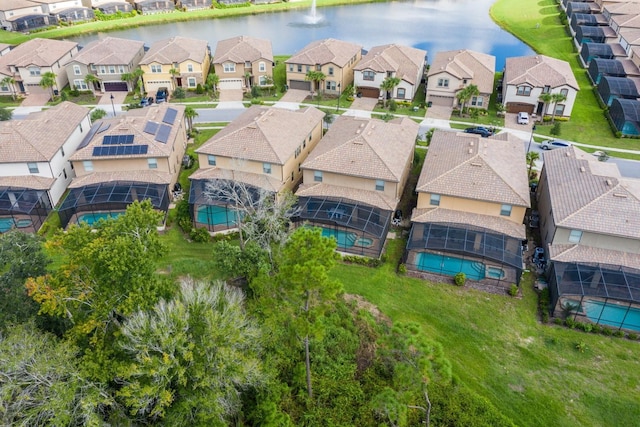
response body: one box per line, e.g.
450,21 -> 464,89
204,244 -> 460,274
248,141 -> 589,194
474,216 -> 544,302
219,89 -> 243,102
349,96 -> 378,112
279,89 -> 309,103
504,112 -> 535,131
20,86 -> 51,107
425,105 -> 453,120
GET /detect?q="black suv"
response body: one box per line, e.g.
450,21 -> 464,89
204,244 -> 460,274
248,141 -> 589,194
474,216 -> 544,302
464,126 -> 493,138
156,87 -> 168,103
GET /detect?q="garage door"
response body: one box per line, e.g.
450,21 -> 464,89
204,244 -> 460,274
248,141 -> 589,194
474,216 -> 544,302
359,87 -> 380,98
289,80 -> 311,91
145,80 -> 172,93
219,79 -> 243,90
428,95 -> 455,107
103,81 -> 128,92
506,102 -> 535,114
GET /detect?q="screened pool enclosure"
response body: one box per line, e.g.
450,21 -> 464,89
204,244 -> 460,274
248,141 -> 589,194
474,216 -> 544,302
0,186 -> 52,234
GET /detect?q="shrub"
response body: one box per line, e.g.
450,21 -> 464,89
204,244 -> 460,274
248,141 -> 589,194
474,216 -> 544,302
578,322 -> 594,333
541,312 -> 549,323
250,85 -> 261,98
250,98 -> 263,105
553,318 -> 563,325
0,107 -> 13,121
564,317 -> 576,328
388,99 -> 397,111
173,87 -> 186,99
550,122 -> 562,136
601,326 -> 613,336
196,83 -> 204,94
591,324 -> 603,334
508,284 -> 518,297
178,217 -> 193,234
398,263 -> 407,275
454,272 -> 466,286
613,330 -> 625,338
90,108 -> 107,122
190,227 -> 211,243
575,342 -> 587,353
69,88 -> 80,97
627,332 -> 638,340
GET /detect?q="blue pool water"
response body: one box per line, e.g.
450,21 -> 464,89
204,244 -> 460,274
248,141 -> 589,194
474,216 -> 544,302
0,217 -> 15,233
320,228 -> 357,248
417,252 -> 485,281
77,212 -> 124,225
583,300 -> 640,332
197,205 -> 239,227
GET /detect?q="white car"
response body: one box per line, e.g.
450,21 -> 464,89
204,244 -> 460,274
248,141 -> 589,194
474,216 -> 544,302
517,112 -> 529,125
541,139 -> 572,150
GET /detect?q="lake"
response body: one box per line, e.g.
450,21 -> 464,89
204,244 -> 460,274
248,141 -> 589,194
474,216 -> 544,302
65,0 -> 534,69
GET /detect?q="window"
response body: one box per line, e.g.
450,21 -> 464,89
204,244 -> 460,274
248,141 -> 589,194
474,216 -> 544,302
326,81 -> 336,91
60,147 -> 65,157
516,86 -> 532,96
83,161 -> 93,172
74,79 -> 88,90
554,104 -> 565,116
259,62 -> 266,72
471,96 -> 484,107
560,88 -> 569,97
187,77 -> 196,88
0,84 -> 8,92
63,169 -> 67,179
27,163 -> 39,174
375,180 -> 385,191
437,78 -> 449,88
263,163 -> 272,174
259,75 -> 267,85
108,66 -> 116,74
99,66 -> 106,74
397,88 -> 406,99
151,64 -> 162,73
29,67 -> 40,76
500,204 -> 512,216
291,171 -> 295,182
328,67 -> 334,76
223,62 -> 235,73
207,155 -> 216,166
568,229 -> 583,243
307,65 -> 311,72
289,64 -> 293,72
295,146 -> 302,158
542,85 -> 550,93
297,65 -> 302,72
73,65 -> 81,75
148,158 -> 158,169
90,64 -> 96,71
430,194 -> 440,206
245,61 -> 251,68
363,70 -> 375,81
314,171 -> 323,182
119,65 -> 125,73
187,64 -> 194,72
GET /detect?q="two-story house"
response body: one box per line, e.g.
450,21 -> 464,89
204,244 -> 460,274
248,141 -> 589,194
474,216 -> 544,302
64,37 -> 145,93
285,38 -> 362,95
175,0 -> 212,11
406,130 -> 530,289
502,55 -> 579,118
0,0 -> 57,32
31,0 -> 94,23
59,103 -> 187,228
80,0 -> 133,14
140,36 -> 211,95
0,38 -> 78,99
296,115 -> 419,258
537,145 -> 640,331
353,44 -> 427,101
0,102 -> 91,233
129,0 -> 174,14
425,49 -> 495,110
212,35 -> 274,90
190,105 -> 325,233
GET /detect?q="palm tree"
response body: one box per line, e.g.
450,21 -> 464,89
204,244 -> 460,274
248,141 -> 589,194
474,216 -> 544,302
206,73 -> 219,99
39,72 -> 57,101
263,75 -> 274,96
122,68 -> 144,94
84,74 -> 101,92
244,71 -> 252,89
550,92 -> 567,123
1,76 -> 16,100
538,92 -> 553,119
455,84 -> 479,117
169,67 -> 180,90
380,76 -> 401,109
184,106 -> 198,133
526,151 -> 540,180
305,70 -> 326,97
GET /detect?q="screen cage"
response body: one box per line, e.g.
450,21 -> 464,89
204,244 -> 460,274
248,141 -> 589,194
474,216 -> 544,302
0,187 -> 52,234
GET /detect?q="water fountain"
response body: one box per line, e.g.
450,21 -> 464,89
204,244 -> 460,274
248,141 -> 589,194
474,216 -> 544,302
301,0 -> 325,26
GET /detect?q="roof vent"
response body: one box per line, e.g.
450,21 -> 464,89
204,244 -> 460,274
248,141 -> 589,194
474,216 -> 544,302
356,129 -> 361,134
468,148 -> 473,154
469,141 -> 474,146
613,193 -> 628,198
606,179 -> 613,186
470,162 -> 482,166
579,166 -> 585,172
360,123 -> 365,128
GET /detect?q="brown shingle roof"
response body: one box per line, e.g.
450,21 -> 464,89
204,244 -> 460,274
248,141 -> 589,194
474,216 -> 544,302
140,36 -> 209,65
71,103 -> 185,161
427,49 -> 496,94
0,175 -> 54,190
411,207 -> 526,239
0,38 -> 77,69
67,37 -> 144,66
301,115 -> 419,182
296,182 -> 398,211
285,38 -> 362,67
0,0 -> 40,11
611,14 -> 640,29
68,170 -> 172,188
354,44 -> 426,85
505,55 -> 579,90
619,27 -> 640,45
189,167 -> 282,193
415,130 -> 530,207
549,244 -> 640,269
0,102 -> 89,163
195,105 -> 324,164
213,35 -> 273,65
542,146 -> 640,239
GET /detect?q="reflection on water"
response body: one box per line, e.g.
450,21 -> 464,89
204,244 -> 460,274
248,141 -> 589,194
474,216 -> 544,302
65,0 -> 533,69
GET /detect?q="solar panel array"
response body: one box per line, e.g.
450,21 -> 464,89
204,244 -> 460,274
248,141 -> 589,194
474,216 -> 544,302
155,124 -> 172,144
163,108 -> 178,125
102,134 -> 135,145
143,121 -> 159,135
92,145 -> 148,156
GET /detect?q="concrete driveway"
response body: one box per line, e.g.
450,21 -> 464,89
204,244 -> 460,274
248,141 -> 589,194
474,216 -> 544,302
349,96 -> 378,111
20,86 -> 51,107
504,112 -> 535,131
279,89 -> 310,103
219,89 -> 243,102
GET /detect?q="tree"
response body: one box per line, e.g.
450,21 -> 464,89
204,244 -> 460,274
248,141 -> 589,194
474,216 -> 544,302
169,67 -> 180,90
184,105 -> 198,132
117,278 -> 264,425
39,71 -> 57,101
526,151 -> 540,181
305,70 -> 326,98
380,76 -> 401,109
121,68 -> 144,94
0,106 -> 11,121
244,71 -> 252,88
550,92 -> 567,123
206,73 -> 220,99
263,75 -> 274,95
538,92 -> 553,119
455,84 -> 479,117
1,76 -> 16,100
84,73 -> 101,92
90,108 -> 107,122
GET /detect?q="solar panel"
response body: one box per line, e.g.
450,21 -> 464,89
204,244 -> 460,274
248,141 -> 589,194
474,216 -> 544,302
143,121 -> 159,135
162,108 -> 178,125
102,134 -> 135,145
92,145 -> 148,156
155,124 -> 171,144
97,123 -> 111,133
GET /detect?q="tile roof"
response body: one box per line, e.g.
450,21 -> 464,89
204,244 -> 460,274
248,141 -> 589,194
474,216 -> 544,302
213,35 -> 273,65
0,175 -> 55,190
505,54 -> 579,90
0,38 -> 77,71
71,103 -> 185,161
354,44 -> 427,85
549,244 -> 640,270
427,49 -> 496,94
140,36 -> 209,65
411,207 -> 526,239
542,146 -> 640,239
604,2 -> 640,15
0,0 -> 40,11
189,167 -> 282,193
301,115 -> 419,182
611,13 -> 640,29
68,37 -> 144,66
415,130 -> 530,207
68,170 -> 173,188
619,27 -> 640,45
0,43 -> 12,53
196,105 -> 325,164
296,182 -> 398,211
285,38 -> 362,67
0,102 -> 90,163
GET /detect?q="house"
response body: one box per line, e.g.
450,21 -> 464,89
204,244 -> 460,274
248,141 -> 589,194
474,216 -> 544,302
587,57 -> 640,85
296,115 -> 419,258
140,36 -> 211,95
609,13 -> 640,34
175,0 -> 212,11
285,38 -> 362,95
0,102 -> 91,233
129,0 -> 174,14
80,0 -> 133,14
574,24 -> 618,46
579,41 -> 628,67
59,103 -> 187,228
502,54 -> 579,118
536,145 -> 640,331
608,97 -> 640,135
618,27 -> 640,55
353,43 -> 427,101
596,75 -> 640,106
212,35 -> 274,90
63,37 -> 145,93
31,0 -> 94,23
0,0 -> 57,32
0,38 -> 78,99
406,130 -> 530,288
190,105 -> 325,233
425,49 -> 495,110
603,2 -> 640,21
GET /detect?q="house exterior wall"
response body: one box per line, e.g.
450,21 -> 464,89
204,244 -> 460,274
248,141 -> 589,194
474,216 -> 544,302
354,68 -> 386,96
426,71 -> 461,104
34,0 -> 83,13
252,58 -> 273,86
301,169 -> 400,201
502,83 -> 578,117
176,57 -> 210,89
0,4 -> 46,30
15,45 -> 77,92
286,50 -> 361,95
536,167 -> 556,249
554,227 -> 640,253
142,54 -> 210,93
416,192 -> 527,225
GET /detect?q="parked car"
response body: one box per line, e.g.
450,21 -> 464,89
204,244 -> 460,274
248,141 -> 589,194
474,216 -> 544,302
140,96 -> 154,107
541,139 -> 572,150
464,126 -> 493,138
533,247 -> 545,263
517,111 -> 529,125
156,87 -> 169,103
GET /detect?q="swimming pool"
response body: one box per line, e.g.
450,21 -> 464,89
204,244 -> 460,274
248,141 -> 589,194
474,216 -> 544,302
320,227 -> 357,248
77,211 -> 124,226
0,217 -> 15,233
583,300 -> 640,332
196,205 -> 239,227
416,252 -> 485,281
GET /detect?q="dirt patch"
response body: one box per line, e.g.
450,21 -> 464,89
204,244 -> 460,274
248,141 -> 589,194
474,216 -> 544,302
344,293 -> 391,326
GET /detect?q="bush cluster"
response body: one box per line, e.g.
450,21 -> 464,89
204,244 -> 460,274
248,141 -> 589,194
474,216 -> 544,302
454,272 -> 466,286
341,255 -> 381,267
